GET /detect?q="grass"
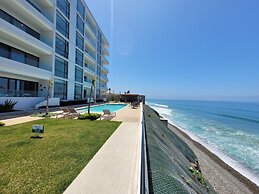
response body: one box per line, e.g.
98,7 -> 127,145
0,118 -> 121,193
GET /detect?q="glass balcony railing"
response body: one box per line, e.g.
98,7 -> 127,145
85,33 -> 96,49
101,75 -> 108,81
85,50 -> 96,61
101,65 -> 109,73
85,64 -> 95,72
25,0 -> 41,13
85,20 -> 96,36
0,90 -> 38,97
100,84 -> 108,89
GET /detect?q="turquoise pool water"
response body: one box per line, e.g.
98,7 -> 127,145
78,103 -> 127,113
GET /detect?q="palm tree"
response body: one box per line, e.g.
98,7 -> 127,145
87,77 -> 95,114
46,80 -> 52,115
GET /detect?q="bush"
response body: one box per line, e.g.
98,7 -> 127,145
78,113 -> 101,120
0,99 -> 17,113
0,122 -> 5,127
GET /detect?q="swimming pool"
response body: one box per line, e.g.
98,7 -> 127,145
78,103 -> 127,113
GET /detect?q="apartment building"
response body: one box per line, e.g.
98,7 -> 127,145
0,0 -> 109,110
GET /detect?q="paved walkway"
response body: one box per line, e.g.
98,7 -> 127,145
0,116 -> 43,126
64,104 -> 142,194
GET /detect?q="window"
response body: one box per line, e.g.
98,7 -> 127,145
74,83 -> 83,99
98,31 -> 102,41
75,66 -> 83,83
55,56 -> 68,79
76,15 -> 84,35
0,77 -> 8,95
55,34 -> 69,58
77,0 -> 85,19
97,42 -> 101,54
13,18 -> 26,31
54,79 -> 67,100
75,49 -> 83,67
0,43 -> 9,58
0,9 -> 40,39
0,43 -> 39,67
76,33 -> 84,51
97,54 -> 101,65
0,77 -> 38,97
26,0 -> 41,13
11,48 -> 25,63
26,53 -> 39,67
0,9 -> 11,22
57,0 -> 70,19
56,11 -> 69,38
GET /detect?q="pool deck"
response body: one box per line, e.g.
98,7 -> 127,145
64,103 -> 143,194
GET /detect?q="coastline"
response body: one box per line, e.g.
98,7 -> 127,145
166,122 -> 259,194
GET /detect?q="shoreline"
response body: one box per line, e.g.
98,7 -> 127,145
167,122 -> 259,194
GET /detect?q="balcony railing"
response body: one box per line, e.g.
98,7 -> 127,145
101,65 -> 109,73
0,90 -> 38,97
101,75 -> 108,82
102,56 -> 109,65
24,0 -> 53,23
100,84 -> 107,89
85,33 -> 96,49
85,50 -> 96,61
85,64 -> 95,71
25,0 -> 41,13
85,20 -> 96,37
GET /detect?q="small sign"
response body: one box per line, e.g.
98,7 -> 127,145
32,125 -> 44,134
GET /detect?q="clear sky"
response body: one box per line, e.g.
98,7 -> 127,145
85,0 -> 259,101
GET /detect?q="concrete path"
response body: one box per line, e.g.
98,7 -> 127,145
64,104 -> 142,194
0,116 -> 43,126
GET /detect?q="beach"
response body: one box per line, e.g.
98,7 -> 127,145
167,123 -> 259,194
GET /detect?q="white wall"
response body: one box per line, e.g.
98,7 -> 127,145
0,97 -> 44,110
35,98 -> 60,109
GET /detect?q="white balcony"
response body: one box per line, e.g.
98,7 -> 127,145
0,0 -> 53,32
0,19 -> 53,56
102,36 -> 109,48
85,35 -> 96,51
100,75 -> 108,82
102,56 -> 109,65
33,0 -> 54,8
85,21 -> 96,38
0,57 -> 52,81
85,51 -> 96,64
102,46 -> 109,56
100,84 -> 108,91
101,65 -> 109,73
84,81 -> 92,88
84,66 -> 96,77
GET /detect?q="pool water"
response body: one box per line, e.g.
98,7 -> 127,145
78,103 -> 127,113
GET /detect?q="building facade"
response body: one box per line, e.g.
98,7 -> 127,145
0,0 -> 109,109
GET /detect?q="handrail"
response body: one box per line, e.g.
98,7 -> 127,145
140,106 -> 149,194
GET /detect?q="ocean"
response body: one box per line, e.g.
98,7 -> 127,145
147,99 -> 259,185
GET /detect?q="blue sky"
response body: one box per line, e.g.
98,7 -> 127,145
85,0 -> 259,101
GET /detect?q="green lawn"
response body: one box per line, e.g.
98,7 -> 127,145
0,118 -> 121,193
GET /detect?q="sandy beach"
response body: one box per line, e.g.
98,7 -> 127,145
167,123 -> 259,194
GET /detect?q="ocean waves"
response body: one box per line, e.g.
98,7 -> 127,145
147,102 -> 172,116
147,99 -> 259,185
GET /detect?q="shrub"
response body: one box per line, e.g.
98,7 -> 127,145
0,99 -> 17,113
0,122 -> 5,127
78,113 -> 101,120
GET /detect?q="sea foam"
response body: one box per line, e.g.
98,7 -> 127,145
148,103 -> 259,186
